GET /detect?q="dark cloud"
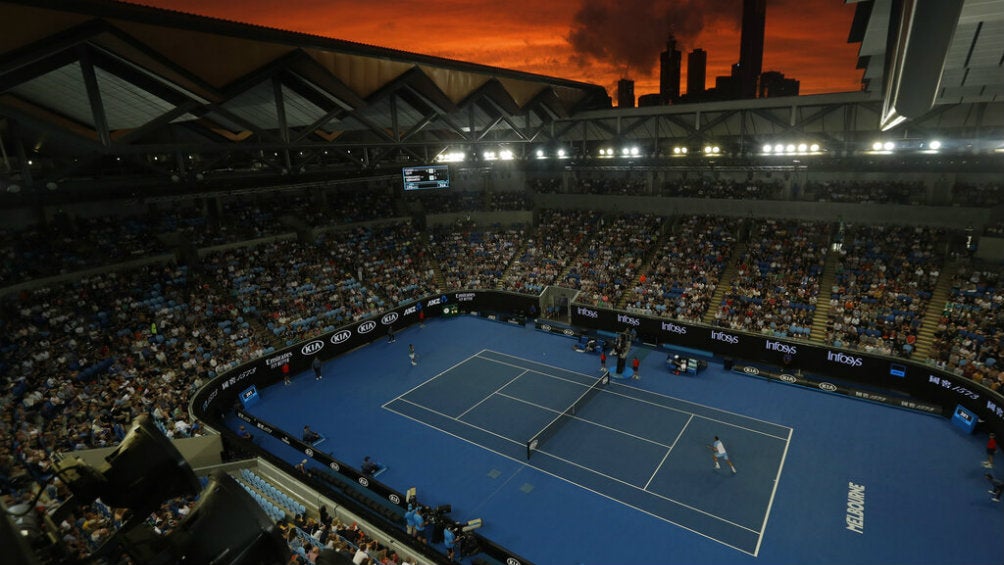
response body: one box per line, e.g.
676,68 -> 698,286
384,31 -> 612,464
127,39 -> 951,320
567,0 -> 740,77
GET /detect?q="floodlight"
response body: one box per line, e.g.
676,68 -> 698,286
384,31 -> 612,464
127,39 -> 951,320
810,143 -> 820,152
711,146 -> 720,154
535,149 -> 545,158
630,146 -> 640,156
703,146 -> 712,154
774,144 -> 784,153
929,140 -> 941,150
621,147 -> 630,156
797,143 -> 808,153
883,141 -> 895,151
785,144 -> 796,153
60,414 -> 199,516
872,141 -> 883,151
762,144 -> 772,153
557,149 -> 566,158
499,149 -> 514,161
158,472 -> 289,565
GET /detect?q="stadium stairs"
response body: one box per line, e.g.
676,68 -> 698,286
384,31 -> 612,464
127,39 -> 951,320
809,251 -> 841,341
615,219 -> 673,310
911,260 -> 960,361
702,243 -> 746,325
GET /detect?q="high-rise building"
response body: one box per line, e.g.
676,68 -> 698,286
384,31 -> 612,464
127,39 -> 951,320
737,0 -> 766,99
659,35 -> 682,103
687,48 -> 707,97
617,78 -> 635,108
758,71 -> 800,98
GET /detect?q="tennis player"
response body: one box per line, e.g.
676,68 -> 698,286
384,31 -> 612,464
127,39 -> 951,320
709,436 -> 737,473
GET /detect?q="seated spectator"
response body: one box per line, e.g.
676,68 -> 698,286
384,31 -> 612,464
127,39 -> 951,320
361,456 -> 380,477
302,426 -> 321,443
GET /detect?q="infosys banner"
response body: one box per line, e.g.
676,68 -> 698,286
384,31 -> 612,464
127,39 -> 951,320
569,304 -> 1004,436
193,290 -> 538,420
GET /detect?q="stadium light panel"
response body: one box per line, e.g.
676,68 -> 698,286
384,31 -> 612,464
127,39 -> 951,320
762,144 -> 772,153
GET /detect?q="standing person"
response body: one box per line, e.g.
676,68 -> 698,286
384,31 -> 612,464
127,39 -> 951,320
600,350 -> 607,372
710,436 -> 737,473
312,356 -> 322,380
387,325 -> 396,343
632,356 -> 640,380
984,433 -> 998,469
409,344 -> 417,366
282,361 -> 291,385
986,472 -> 1003,502
418,309 -> 425,328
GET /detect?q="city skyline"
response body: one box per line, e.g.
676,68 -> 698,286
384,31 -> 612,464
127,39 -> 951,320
133,0 -> 863,100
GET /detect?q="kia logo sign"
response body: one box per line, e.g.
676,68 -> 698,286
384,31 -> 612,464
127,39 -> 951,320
541,324 -> 552,332
301,341 -> 324,355
304,448 -> 314,457
357,320 -> 377,334
329,462 -> 340,472
779,374 -> 797,383
506,559 -> 522,565
389,494 -> 401,505
330,330 -> 351,344
381,312 -> 399,325
819,382 -> 837,391
563,329 -> 575,336
358,477 -> 370,488
742,366 -> 760,375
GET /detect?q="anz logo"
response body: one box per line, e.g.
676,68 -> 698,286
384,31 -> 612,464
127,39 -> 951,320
301,341 -> 324,356
381,312 -> 399,325
357,320 -> 377,334
330,330 -> 352,344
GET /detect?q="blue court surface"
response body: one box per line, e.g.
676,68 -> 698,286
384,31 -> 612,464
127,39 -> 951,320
243,315 -> 1004,565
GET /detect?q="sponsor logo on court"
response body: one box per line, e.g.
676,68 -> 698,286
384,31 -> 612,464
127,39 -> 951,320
742,366 -> 760,375
506,559 -> 522,565
389,494 -> 401,505
403,304 -> 418,316
329,461 -> 340,472
357,320 -> 377,334
576,307 -> 598,319
819,382 -> 838,391
846,482 -> 865,533
255,422 -> 272,434
266,351 -> 293,369
779,374 -> 797,383
301,340 -> 324,356
381,312 -> 399,325
358,477 -> 370,487
540,324 -> 552,332
563,329 -> 575,336
457,292 -> 475,302
304,448 -> 314,457
330,330 -> 352,344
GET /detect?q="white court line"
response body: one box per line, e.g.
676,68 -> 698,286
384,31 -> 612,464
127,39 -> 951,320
381,349 -> 488,409
388,349 -> 792,556
382,400 -> 758,557
534,445 -> 760,534
644,414 -> 693,490
607,378 -> 793,434
496,391 -> 673,450
480,352 -> 790,442
754,426 -> 793,557
457,370 -> 528,420
394,397 -> 525,447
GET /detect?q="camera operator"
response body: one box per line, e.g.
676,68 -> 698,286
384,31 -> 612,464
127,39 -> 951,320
443,523 -> 458,561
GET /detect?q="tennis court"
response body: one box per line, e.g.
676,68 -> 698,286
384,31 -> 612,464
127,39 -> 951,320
383,349 -> 792,555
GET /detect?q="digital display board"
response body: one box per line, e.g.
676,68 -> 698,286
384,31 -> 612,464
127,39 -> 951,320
402,165 -> 450,190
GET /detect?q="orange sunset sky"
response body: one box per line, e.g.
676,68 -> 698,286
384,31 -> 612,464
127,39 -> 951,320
132,0 -> 865,100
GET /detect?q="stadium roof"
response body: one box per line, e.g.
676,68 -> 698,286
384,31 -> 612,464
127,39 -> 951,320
0,0 -> 610,191
848,0 -> 1004,129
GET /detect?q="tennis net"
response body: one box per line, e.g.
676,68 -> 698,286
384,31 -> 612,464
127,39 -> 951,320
526,371 -> 609,459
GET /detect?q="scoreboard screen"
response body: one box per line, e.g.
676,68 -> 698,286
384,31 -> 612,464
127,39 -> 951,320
402,165 -> 450,191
